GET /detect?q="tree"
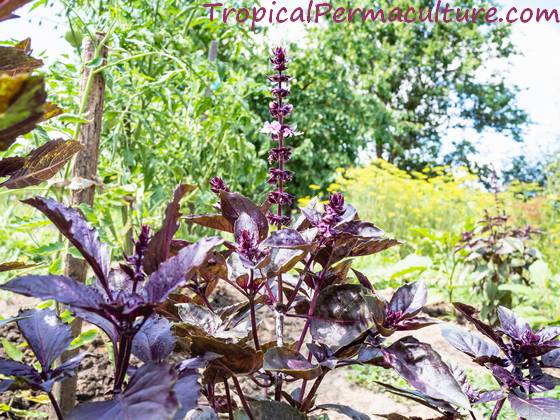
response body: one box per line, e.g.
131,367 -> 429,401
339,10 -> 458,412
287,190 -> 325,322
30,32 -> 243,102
252,0 -> 527,195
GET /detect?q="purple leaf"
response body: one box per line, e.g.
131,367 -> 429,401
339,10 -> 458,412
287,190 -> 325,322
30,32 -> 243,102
17,308 -> 72,370
453,303 -> 506,350
315,404 -> 369,420
299,197 -> 322,227
0,139 -> 81,189
0,358 -> 40,383
352,269 -> 373,291
0,156 -> 24,177
219,191 -> 268,241
383,337 -> 470,409
475,391 -> 505,405
0,379 -> 14,392
375,381 -> 457,415
497,306 -> 531,340
51,352 -> 87,379
183,213 -> 233,233
441,326 -> 501,359
316,221 -> 400,265
71,307 -> 117,347
508,394 -> 560,419
538,327 -> 560,343
0,275 -> 103,309
144,184 -> 195,274
236,400 -> 306,419
143,236 -> 223,304
261,228 -> 308,249
68,362 -> 178,420
22,196 -> 111,287
264,347 -> 322,380
389,280 -> 427,317
132,315 -> 175,362
543,349 -> 560,368
172,358 -> 204,420
234,212 -> 260,243
310,285 -> 373,349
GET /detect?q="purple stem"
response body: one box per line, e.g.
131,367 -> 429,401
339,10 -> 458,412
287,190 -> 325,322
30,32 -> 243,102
286,256 -> 314,309
248,270 -> 261,350
48,392 -> 64,420
232,374 -> 255,420
490,398 -> 506,420
223,376 -> 234,420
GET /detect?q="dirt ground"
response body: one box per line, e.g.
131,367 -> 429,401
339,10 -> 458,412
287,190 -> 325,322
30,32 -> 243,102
0,290 -> 485,419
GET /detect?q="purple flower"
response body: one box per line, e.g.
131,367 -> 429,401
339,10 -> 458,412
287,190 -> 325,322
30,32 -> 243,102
267,168 -> 293,184
236,229 -> 267,269
123,225 -> 150,283
266,213 -> 291,226
267,74 -> 291,83
264,47 -> 297,227
210,176 -> 230,194
498,307 -> 560,359
317,193 -> 346,239
268,147 -> 292,163
270,47 -> 288,66
269,102 -> 294,118
272,87 -> 289,97
267,190 -> 294,206
282,125 -> 300,138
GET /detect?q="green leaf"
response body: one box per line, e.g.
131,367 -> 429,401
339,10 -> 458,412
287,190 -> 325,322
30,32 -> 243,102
69,329 -> 97,350
1,338 -> 23,361
85,56 -> 103,68
529,260 -> 550,287
389,254 -> 432,280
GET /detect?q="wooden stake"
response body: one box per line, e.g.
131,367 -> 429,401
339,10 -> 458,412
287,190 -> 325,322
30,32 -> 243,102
53,33 -> 107,415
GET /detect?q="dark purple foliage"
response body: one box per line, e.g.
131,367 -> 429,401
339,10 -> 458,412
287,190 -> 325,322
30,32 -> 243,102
68,362 -> 178,420
132,315 -> 175,363
1,196 -> 222,396
383,337 -> 470,409
22,196 -> 111,294
445,303 -> 560,418
0,309 -> 85,393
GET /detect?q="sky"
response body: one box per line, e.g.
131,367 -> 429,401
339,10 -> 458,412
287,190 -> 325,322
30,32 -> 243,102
2,1 -> 559,171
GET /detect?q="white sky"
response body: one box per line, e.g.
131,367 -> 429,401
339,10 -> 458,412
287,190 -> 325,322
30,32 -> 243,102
2,1 -> 559,171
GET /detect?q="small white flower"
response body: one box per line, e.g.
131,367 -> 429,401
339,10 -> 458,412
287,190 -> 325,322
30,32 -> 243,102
283,125 -> 303,138
261,121 -> 282,135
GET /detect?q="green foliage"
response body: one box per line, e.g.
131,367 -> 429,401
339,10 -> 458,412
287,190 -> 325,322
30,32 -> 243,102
457,210 -> 542,323
255,0 -> 528,196
47,1 -> 268,230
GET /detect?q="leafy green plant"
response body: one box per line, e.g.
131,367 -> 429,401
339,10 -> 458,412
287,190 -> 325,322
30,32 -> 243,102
456,210 -> 542,323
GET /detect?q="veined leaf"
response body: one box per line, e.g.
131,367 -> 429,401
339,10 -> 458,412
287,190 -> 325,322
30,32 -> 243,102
0,139 -> 82,189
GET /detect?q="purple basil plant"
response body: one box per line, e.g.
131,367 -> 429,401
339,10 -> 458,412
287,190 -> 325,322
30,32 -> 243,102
1,47 -> 559,420
442,304 -> 560,419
